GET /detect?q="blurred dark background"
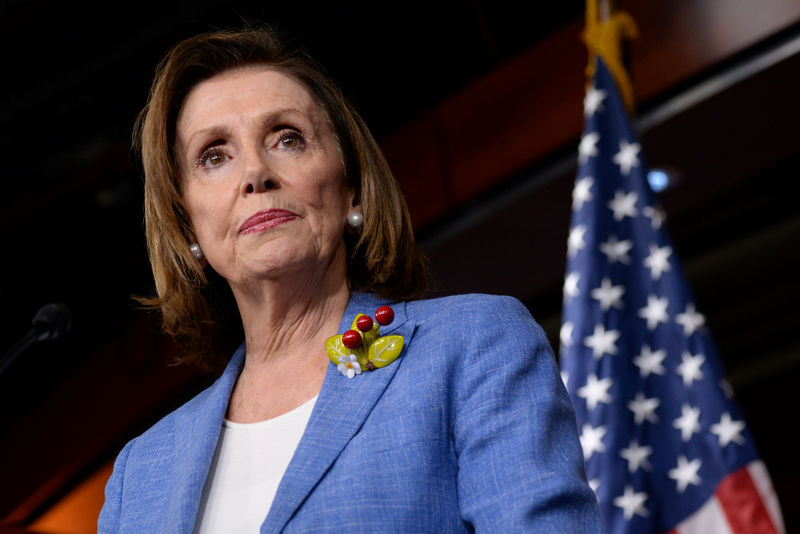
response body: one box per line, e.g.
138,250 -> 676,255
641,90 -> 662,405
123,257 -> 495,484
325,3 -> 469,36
0,1 -> 798,532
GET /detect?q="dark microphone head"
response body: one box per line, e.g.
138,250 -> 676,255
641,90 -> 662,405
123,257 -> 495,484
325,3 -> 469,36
31,303 -> 72,342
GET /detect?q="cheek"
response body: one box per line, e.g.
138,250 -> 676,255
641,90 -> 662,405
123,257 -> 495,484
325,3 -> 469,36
183,186 -> 230,240
297,164 -> 349,217
319,182 -> 352,230
320,162 -> 351,211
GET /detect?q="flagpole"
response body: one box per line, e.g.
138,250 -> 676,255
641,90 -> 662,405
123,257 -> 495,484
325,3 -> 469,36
598,0 -> 611,22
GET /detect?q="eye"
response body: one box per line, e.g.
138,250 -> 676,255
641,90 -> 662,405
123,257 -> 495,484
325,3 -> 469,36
198,145 -> 227,168
278,129 -> 305,149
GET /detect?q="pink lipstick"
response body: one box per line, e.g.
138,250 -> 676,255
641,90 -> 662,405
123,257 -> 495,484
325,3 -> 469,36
239,209 -> 298,234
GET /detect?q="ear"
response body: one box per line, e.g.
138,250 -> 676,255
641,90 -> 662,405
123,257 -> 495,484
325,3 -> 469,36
184,225 -> 208,267
345,186 -> 361,218
345,187 -> 364,236
347,185 -> 359,210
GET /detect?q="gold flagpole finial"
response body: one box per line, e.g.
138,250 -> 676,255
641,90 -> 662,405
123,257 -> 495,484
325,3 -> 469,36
583,0 -> 638,112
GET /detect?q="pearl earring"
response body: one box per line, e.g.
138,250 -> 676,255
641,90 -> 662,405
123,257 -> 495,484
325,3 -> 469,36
347,211 -> 363,232
189,243 -> 204,260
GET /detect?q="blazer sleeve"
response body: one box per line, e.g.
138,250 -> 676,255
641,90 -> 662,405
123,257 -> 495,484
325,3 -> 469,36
451,296 -> 603,532
98,439 -> 134,533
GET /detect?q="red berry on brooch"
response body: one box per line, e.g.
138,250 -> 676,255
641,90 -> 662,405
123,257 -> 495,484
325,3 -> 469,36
375,306 -> 394,326
342,329 -> 362,349
356,315 -> 374,332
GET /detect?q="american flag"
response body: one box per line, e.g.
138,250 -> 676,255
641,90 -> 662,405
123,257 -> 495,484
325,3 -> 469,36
559,56 -> 785,534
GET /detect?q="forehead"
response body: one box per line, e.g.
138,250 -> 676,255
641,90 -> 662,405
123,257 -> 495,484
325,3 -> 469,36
177,66 -> 323,138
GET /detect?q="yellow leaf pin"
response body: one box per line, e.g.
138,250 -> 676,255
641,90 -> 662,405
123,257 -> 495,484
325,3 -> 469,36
324,305 -> 404,377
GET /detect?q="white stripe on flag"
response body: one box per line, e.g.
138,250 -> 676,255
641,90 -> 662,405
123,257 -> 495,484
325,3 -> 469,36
747,461 -> 786,534
675,496 -> 734,534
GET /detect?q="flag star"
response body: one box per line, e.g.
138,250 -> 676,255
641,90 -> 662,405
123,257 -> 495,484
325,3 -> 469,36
591,278 -> 625,311
638,295 -> 669,330
673,403 -> 701,442
608,190 -> 639,221
627,392 -> 659,424
572,177 -> 594,211
577,374 -> 613,410
668,455 -> 702,493
642,205 -> 665,229
677,351 -> 705,387
588,478 -> 600,494
568,224 -> 588,257
620,439 -> 653,473
600,235 -> 633,264
584,324 -> 620,358
633,345 -> 667,377
560,321 -> 575,348
643,244 -> 672,280
560,370 -> 569,389
613,139 -> 641,176
583,86 -> 607,116
614,485 -> 649,519
676,303 -> 706,335
711,412 -> 746,447
563,271 -> 580,300
579,423 -> 607,460
578,132 -> 600,164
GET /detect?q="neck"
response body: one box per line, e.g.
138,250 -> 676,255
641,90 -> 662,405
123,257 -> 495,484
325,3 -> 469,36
231,257 -> 350,368
224,250 -> 350,422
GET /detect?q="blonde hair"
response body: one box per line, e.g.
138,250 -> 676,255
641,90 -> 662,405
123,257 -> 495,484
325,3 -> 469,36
135,27 -> 428,371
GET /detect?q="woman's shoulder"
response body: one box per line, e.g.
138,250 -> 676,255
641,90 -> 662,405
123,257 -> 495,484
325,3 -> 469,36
406,293 -> 539,331
400,293 -> 552,365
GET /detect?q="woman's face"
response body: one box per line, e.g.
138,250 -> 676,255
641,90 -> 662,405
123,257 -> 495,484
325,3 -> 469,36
176,67 -> 353,289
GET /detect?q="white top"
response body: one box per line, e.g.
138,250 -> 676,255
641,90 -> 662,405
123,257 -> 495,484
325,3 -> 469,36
193,395 -> 318,534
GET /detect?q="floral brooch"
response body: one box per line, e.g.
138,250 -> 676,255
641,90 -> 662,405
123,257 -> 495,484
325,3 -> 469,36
325,305 -> 404,378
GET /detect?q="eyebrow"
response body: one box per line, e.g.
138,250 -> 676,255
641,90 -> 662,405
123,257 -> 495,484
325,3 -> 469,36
182,107 -> 315,152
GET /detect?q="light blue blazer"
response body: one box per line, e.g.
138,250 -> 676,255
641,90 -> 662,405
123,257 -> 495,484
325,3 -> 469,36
99,293 -> 603,533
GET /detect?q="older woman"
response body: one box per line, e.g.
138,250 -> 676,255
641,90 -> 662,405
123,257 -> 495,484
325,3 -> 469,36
99,27 -> 602,533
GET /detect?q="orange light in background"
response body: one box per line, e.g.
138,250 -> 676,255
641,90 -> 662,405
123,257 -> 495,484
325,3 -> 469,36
29,461 -> 113,534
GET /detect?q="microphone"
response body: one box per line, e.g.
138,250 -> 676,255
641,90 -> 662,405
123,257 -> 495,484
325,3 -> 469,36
31,303 -> 73,342
0,303 -> 73,376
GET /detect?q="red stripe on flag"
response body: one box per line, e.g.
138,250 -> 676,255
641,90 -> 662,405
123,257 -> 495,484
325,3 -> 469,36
716,466 -> 778,534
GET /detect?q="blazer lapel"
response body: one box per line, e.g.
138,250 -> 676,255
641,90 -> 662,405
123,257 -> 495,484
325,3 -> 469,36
165,344 -> 245,534
262,294 -> 417,533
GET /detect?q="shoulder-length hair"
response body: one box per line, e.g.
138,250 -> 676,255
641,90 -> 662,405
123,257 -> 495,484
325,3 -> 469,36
135,26 -> 428,372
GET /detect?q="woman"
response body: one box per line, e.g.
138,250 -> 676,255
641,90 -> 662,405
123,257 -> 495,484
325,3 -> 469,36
99,27 -> 602,533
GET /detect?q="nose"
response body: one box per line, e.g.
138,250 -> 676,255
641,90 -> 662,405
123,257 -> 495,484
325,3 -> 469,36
244,178 -> 276,194
241,145 -> 279,195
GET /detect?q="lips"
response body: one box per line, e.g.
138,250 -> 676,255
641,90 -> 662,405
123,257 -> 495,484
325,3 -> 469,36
239,209 -> 298,234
